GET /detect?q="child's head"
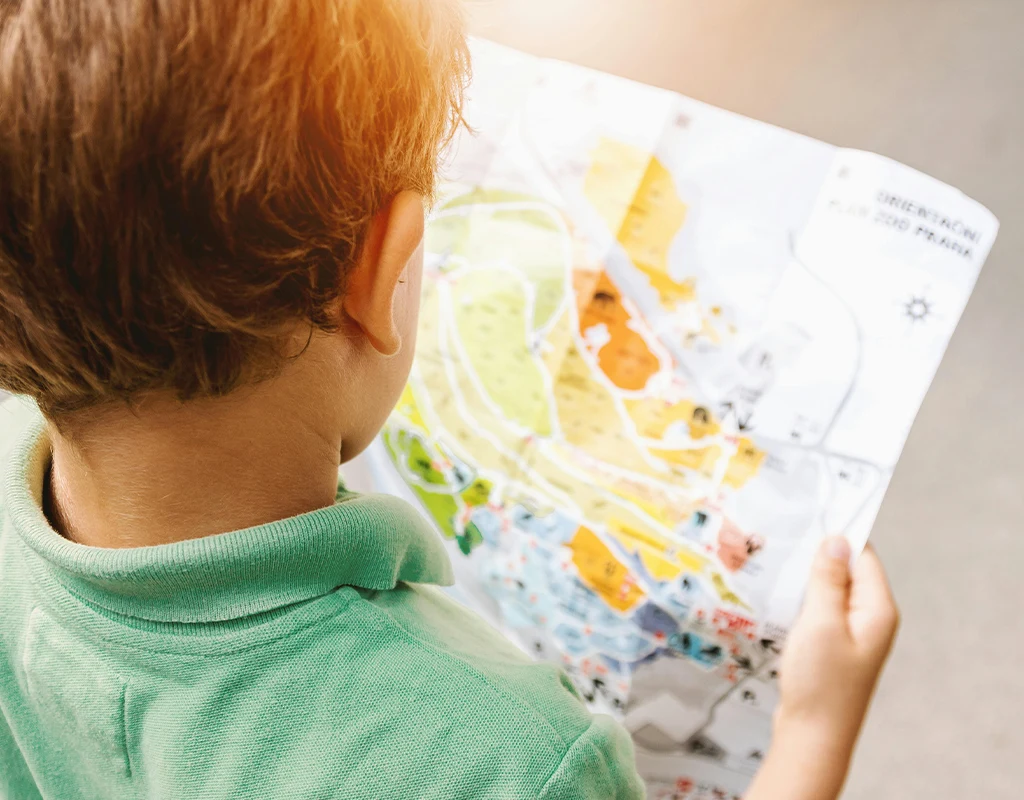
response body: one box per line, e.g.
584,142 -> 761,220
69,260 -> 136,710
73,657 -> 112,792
0,0 -> 468,454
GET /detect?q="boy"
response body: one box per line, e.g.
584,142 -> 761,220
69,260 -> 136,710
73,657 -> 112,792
0,1 -> 897,798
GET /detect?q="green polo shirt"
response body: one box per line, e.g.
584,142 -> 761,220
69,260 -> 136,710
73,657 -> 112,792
0,398 -> 644,800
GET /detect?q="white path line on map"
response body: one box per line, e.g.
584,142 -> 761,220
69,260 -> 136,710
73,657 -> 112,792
535,209 -> 574,343
405,366 -> 497,482
557,443 -> 703,497
431,199 -> 574,346
439,264 -> 565,441
406,360 -> 513,493
634,432 -> 722,451
536,440 -> 683,541
431,197 -> 577,444
433,288 -> 581,515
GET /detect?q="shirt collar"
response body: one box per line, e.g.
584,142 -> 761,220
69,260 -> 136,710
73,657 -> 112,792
4,412 -> 453,623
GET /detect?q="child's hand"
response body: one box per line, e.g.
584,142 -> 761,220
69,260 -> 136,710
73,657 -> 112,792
746,537 -> 898,800
777,537 -> 898,749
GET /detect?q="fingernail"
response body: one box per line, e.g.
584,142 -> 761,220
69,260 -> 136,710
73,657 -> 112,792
824,536 -> 850,562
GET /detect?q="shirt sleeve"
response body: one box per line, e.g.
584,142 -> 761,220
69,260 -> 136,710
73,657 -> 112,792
539,714 -> 646,800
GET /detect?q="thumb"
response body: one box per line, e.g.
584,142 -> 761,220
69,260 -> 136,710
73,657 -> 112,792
803,536 -> 852,620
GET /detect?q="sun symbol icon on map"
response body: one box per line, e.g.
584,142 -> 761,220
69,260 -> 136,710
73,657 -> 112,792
903,295 -> 933,323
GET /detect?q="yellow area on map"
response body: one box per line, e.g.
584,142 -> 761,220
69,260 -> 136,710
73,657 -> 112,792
712,572 -> 752,611
412,357 -> 523,478
625,396 -> 721,441
425,213 -> 470,263
406,285 -> 531,481
569,526 -> 646,612
524,441 -> 691,540
584,138 -> 694,306
650,444 -> 722,477
607,518 -> 709,582
552,342 -> 665,476
607,485 -> 689,530
540,308 -> 575,382
453,270 -> 553,436
724,438 -> 767,489
431,193 -> 567,332
394,384 -> 428,433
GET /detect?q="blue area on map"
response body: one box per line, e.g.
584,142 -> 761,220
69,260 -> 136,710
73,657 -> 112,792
589,630 -> 656,660
650,571 -> 709,622
659,592 -> 693,620
666,630 -> 724,668
555,580 -> 609,622
598,655 -> 627,674
591,604 -> 624,628
510,505 -> 577,543
500,600 -> 538,628
470,507 -> 503,546
553,623 -> 590,655
633,602 -> 680,637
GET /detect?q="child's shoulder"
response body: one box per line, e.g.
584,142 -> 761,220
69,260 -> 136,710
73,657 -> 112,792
304,578 -> 644,798
363,579 -> 586,736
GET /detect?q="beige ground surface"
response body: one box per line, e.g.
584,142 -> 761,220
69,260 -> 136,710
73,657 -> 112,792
466,1 -> 1024,797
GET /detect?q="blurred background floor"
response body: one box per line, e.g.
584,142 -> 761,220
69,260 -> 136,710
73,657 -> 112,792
467,1 -> 1024,797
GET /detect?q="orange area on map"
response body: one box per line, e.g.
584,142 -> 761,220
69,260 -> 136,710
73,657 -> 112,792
569,526 -> 645,612
625,396 -> 721,441
724,438 -> 766,489
576,270 -> 660,391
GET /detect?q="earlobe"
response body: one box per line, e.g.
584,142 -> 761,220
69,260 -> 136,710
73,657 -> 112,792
342,191 -> 425,357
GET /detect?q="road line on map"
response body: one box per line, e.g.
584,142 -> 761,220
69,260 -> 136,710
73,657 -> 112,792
434,287 -> 581,514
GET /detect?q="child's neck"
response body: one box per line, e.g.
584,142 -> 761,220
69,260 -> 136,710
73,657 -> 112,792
46,376 -> 344,549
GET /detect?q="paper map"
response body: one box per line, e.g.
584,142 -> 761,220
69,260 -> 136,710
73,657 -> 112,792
351,40 -> 999,798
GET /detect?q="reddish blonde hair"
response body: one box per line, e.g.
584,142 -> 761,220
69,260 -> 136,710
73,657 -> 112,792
0,0 -> 469,414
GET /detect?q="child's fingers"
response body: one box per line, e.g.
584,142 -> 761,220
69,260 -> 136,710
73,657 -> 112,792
802,536 -> 852,621
849,545 -> 896,613
848,544 -> 900,651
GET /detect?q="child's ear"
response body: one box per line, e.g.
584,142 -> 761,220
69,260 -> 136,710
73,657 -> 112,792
342,191 -> 425,356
